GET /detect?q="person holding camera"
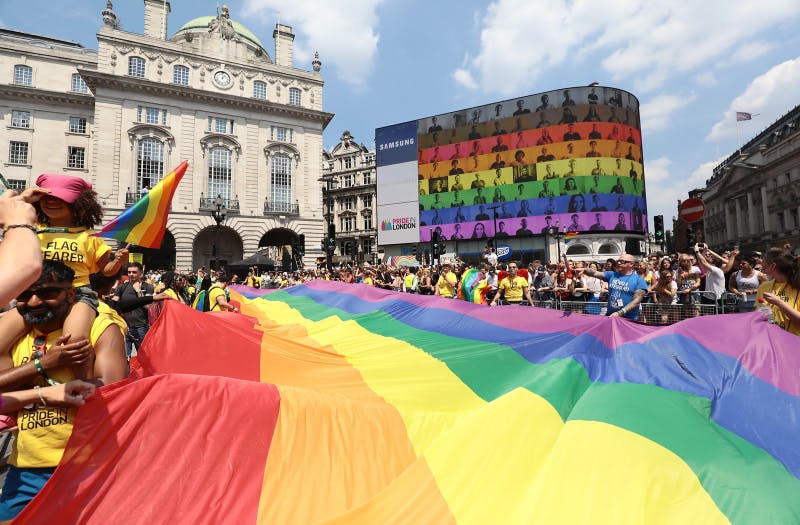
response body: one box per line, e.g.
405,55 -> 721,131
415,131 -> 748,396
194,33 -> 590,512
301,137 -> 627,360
694,244 -> 726,306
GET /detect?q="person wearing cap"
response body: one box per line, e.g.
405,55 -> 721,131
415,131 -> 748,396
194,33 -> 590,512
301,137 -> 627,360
0,174 -> 129,379
532,265 -> 555,302
578,253 -> 648,319
208,274 -> 238,312
434,262 -> 458,298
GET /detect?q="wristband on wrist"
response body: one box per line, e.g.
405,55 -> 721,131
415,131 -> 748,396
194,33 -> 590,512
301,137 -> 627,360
35,385 -> 47,406
33,358 -> 59,386
3,223 -> 37,235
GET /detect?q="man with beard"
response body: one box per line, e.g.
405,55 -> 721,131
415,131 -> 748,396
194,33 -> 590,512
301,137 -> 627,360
0,261 -> 127,521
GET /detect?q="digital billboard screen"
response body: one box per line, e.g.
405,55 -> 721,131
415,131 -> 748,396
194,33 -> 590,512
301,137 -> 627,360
406,86 -> 647,242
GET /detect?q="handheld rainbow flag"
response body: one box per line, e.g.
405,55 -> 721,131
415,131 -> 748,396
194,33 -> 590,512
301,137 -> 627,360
565,231 -> 579,240
94,160 -> 188,248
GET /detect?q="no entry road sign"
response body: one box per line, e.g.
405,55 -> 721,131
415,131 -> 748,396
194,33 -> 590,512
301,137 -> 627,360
679,198 -> 705,223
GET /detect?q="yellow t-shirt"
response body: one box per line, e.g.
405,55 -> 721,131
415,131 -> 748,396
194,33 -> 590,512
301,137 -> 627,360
163,288 -> 180,302
363,276 -> 374,286
436,271 -> 457,298
757,281 -> 800,336
10,312 -> 119,468
499,275 -> 529,303
208,285 -> 227,311
38,227 -> 111,287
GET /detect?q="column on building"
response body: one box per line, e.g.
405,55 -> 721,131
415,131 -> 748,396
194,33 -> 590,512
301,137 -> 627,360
734,198 -> 744,238
761,186 -> 771,232
747,192 -> 757,236
725,202 -> 735,239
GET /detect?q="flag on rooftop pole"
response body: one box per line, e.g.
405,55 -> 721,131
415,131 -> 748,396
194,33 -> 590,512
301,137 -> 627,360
736,112 -> 752,122
94,160 -> 188,248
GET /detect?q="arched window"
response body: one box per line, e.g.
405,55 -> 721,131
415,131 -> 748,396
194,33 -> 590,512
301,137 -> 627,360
128,56 -> 146,78
71,73 -> 88,93
13,65 -> 32,86
208,147 -> 232,200
271,153 -> 292,207
137,138 -> 164,191
173,65 -> 189,86
566,243 -> 591,256
598,243 -> 621,255
289,87 -> 301,106
253,80 -> 267,99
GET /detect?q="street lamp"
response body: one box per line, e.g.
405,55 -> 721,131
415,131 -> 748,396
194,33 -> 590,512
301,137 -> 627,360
547,220 -> 565,263
211,194 -> 227,271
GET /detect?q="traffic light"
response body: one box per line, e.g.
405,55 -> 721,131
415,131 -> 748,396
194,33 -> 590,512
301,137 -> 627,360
653,215 -> 664,242
437,239 -> 447,256
297,234 -> 306,257
686,224 -> 696,246
412,244 -> 418,258
326,223 -> 336,251
431,231 -> 440,257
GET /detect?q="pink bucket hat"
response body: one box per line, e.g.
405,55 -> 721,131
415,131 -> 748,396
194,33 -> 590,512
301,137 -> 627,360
36,174 -> 92,204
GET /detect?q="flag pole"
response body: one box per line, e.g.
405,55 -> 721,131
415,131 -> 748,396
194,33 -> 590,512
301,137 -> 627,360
736,118 -> 741,155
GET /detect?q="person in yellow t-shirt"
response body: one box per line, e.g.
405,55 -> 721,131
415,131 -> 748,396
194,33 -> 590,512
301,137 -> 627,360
435,262 -> 458,298
491,262 -> 533,306
0,174 -> 129,381
757,247 -> 800,336
0,261 -> 127,520
208,274 -> 238,312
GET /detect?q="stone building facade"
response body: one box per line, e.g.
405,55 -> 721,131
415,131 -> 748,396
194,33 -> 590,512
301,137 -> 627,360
0,1 -> 332,271
692,105 -> 800,253
321,131 -> 377,264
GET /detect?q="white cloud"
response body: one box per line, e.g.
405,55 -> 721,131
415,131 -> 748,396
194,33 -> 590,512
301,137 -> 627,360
452,68 -> 478,90
645,156 -> 724,223
707,55 -> 800,142
728,41 -> 776,64
639,93 -> 696,131
455,0 -> 800,96
695,72 -> 717,88
242,0 -> 383,88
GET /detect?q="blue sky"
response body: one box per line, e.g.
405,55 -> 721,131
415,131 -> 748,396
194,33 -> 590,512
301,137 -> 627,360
3,0 -> 800,232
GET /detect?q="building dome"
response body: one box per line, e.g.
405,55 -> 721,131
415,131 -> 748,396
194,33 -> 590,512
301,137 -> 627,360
173,15 -> 268,56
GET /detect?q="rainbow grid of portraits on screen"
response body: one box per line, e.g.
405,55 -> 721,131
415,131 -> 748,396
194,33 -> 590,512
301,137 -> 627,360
416,86 -> 646,240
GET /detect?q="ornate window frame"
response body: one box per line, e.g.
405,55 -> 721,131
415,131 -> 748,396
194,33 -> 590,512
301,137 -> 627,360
200,133 -> 242,159
127,124 -> 175,152
263,142 -> 300,166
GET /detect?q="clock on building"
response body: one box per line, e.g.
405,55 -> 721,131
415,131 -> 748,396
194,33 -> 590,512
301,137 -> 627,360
213,70 -> 231,87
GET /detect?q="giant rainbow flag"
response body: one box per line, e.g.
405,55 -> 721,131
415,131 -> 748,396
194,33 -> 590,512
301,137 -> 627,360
94,160 -> 188,248
14,281 -> 800,524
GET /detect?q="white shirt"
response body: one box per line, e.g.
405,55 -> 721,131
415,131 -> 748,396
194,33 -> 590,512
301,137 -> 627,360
484,251 -> 498,267
704,265 -> 725,299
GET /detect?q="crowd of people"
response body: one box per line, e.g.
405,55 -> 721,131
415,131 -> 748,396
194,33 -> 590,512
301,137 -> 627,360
219,243 -> 800,334
0,171 -> 796,518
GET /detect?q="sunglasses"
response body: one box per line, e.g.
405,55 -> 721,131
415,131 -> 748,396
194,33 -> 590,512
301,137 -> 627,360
616,260 -> 633,264
17,286 -> 71,302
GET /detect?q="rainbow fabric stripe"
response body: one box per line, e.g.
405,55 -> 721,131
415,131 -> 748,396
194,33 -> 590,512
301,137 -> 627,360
565,231 -> 579,239
388,255 -> 420,267
94,160 -> 188,248
18,281 -> 800,524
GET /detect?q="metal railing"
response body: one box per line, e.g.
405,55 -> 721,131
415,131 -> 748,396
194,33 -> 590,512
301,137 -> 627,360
526,291 -> 741,325
199,196 -> 240,215
263,199 -> 299,215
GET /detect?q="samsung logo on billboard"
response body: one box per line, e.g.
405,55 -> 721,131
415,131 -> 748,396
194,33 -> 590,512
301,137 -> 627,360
378,138 -> 415,151
381,217 -> 418,231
